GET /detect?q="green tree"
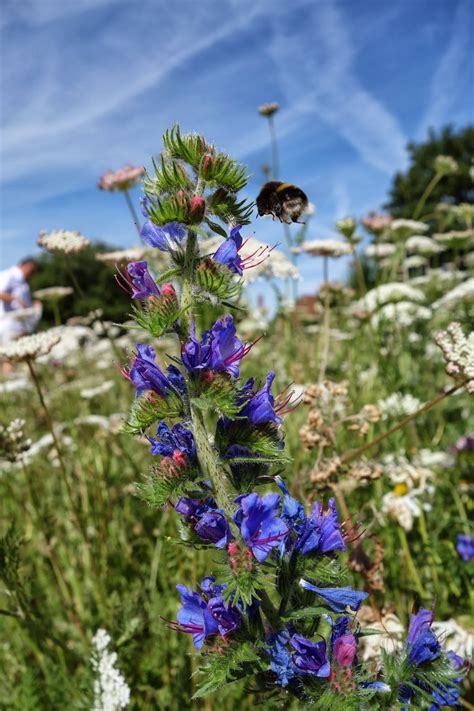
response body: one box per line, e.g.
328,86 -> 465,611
385,125 -> 474,218
30,241 -> 132,327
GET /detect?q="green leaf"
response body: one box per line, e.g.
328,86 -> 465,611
283,606 -> 328,621
205,218 -> 228,238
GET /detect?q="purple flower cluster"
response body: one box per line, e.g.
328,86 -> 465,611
148,421 -> 195,460
456,533 -> 474,561
175,496 -> 232,548
181,315 -> 249,378
174,577 -> 241,650
126,260 -> 161,300
127,344 -> 186,398
141,219 -> 186,253
234,492 -> 288,562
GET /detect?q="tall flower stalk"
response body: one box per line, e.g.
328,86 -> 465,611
119,126 -> 465,707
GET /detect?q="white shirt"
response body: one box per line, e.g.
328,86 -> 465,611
0,265 -> 34,341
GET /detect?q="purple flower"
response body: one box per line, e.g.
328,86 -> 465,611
166,364 -> 187,395
175,496 -> 232,548
128,344 -> 180,398
453,434 -> 474,454
181,316 -> 248,378
200,576 -> 226,597
141,220 -> 186,252
295,498 -> 346,556
234,492 -> 288,562
239,371 -> 282,425
209,315 -> 246,378
333,633 -> 357,667
276,476 -> 305,530
360,681 -> 391,693
207,595 -> 241,636
456,533 -> 474,561
267,630 -> 295,687
300,580 -> 368,612
213,225 -> 244,275
405,608 -> 441,666
290,634 -> 330,677
175,584 -> 219,650
429,651 -> 464,710
126,260 -> 161,300
148,421 -> 195,459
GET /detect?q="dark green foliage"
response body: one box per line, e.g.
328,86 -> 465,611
196,259 -> 242,304
385,125 -> 474,218
130,298 -> 187,338
192,641 -> 266,699
30,241 -> 131,326
124,392 -> 183,435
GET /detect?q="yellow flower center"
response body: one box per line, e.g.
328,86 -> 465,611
393,483 -> 408,496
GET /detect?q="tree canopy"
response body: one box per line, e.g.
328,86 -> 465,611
385,125 -> 474,218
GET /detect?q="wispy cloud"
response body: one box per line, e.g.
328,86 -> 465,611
267,1 -> 408,175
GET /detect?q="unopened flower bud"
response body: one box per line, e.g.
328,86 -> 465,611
162,282 -> 177,298
189,195 -> 206,224
258,102 -> 279,117
200,153 -> 215,180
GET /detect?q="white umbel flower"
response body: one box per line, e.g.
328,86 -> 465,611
0,331 -> 60,363
354,282 -> 425,314
364,243 -> 396,259
96,247 -> 149,264
435,321 -> 474,392
371,301 -> 431,328
377,393 -> 422,419
92,629 -> 130,711
432,278 -> 474,309
433,229 -> 474,250
431,619 -> 473,658
301,239 -> 352,257
405,236 -> 444,256
38,229 -> 90,254
389,219 -> 429,239
33,286 -> 73,300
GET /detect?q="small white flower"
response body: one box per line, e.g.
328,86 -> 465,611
370,301 -> 432,328
38,229 -> 90,254
92,628 -> 130,711
358,611 -> 405,662
377,393 -> 422,420
433,229 -> 474,250
435,321 -> 474,392
434,155 -> 459,175
96,247 -> 149,264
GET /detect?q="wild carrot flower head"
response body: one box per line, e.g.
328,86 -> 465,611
97,164 -> 145,192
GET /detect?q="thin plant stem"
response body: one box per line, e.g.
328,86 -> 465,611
413,171 -> 443,220
267,115 -> 279,181
340,381 -> 465,465
64,254 -> 85,299
319,256 -> 331,382
124,189 -> 142,234
398,527 -> 426,599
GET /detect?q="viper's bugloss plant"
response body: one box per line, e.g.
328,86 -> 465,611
120,126 -> 466,707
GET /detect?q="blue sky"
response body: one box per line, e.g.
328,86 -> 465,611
1,0 -> 473,298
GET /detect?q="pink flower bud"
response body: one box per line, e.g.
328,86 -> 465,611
333,633 -> 357,668
172,450 -> 187,468
189,195 -> 205,224
162,283 -> 177,297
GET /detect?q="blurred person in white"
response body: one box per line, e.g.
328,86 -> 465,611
0,257 -> 41,347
